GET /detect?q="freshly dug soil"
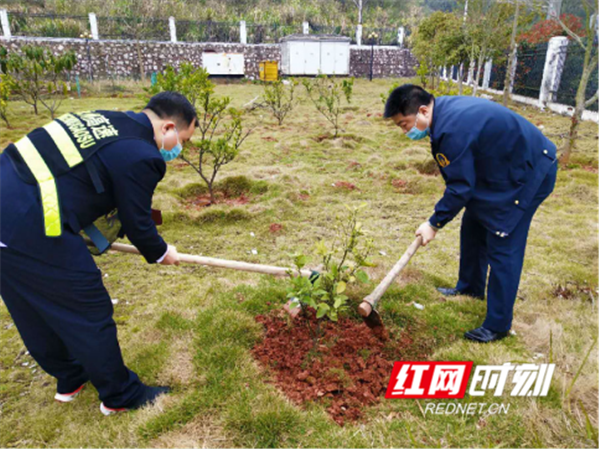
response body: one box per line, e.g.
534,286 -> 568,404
252,310 -> 428,425
185,192 -> 250,209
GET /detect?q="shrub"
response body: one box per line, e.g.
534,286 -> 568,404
0,72 -> 12,128
303,75 -> 354,138
5,45 -> 77,117
262,79 -> 298,126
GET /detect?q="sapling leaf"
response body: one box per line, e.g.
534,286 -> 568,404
356,270 -> 369,283
294,254 -> 307,269
316,303 -> 330,319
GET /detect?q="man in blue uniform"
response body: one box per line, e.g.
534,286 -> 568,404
384,85 -> 557,343
0,92 -> 197,413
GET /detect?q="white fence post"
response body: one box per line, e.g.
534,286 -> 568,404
169,16 -> 177,42
539,36 -> 568,105
397,26 -> 404,47
88,12 -> 99,40
482,59 -> 492,90
240,20 -> 247,44
356,24 -> 362,46
302,21 -> 309,34
0,9 -> 10,39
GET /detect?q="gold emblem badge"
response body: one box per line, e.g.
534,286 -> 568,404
436,153 -> 450,167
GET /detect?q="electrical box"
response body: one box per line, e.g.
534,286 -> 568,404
280,34 -> 351,76
202,52 -> 245,75
259,61 -> 279,81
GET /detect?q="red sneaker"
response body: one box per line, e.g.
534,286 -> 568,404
54,384 -> 85,403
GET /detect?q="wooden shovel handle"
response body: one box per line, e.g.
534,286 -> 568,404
107,242 -> 313,278
358,236 -> 422,317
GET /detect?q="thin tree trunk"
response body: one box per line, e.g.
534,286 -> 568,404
208,183 -> 215,204
358,1 -> 363,24
503,1 -> 520,106
473,50 -> 485,97
560,48 -> 598,164
458,64 -> 464,95
136,39 -> 145,80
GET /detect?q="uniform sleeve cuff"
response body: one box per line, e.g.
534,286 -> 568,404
155,247 -> 169,264
428,215 -> 443,230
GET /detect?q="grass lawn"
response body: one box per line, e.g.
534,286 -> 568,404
0,77 -> 598,448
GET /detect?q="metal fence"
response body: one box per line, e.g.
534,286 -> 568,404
444,37 -> 598,117
310,24 -> 354,40
482,58 -> 506,91
361,26 -> 402,46
0,10 -> 406,46
95,16 -> 169,40
176,20 -> 241,43
513,43 -> 548,99
8,12 -> 89,38
556,41 -> 599,112
245,23 -> 301,44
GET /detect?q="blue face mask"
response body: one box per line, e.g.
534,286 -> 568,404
406,113 -> 429,140
159,128 -> 182,162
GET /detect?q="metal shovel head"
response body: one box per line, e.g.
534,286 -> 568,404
362,307 -> 384,330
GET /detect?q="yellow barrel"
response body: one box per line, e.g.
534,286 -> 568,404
259,61 -> 278,81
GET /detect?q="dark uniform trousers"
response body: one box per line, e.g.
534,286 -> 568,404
0,247 -> 144,407
455,163 -> 558,333
0,111 -> 165,408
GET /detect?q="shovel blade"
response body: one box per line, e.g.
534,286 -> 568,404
362,308 -> 384,329
363,309 -> 388,340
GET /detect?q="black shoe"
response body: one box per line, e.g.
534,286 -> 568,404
464,326 -> 509,343
100,385 -> 171,416
437,287 -> 484,300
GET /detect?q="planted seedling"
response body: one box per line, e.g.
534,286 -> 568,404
287,204 -> 373,342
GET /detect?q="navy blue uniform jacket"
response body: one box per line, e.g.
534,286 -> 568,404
0,112 -> 168,272
428,96 -> 557,237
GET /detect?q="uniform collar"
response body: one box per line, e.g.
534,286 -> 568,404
429,96 -> 448,143
125,111 -> 155,142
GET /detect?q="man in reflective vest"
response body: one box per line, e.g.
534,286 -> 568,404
0,91 -> 197,414
383,85 -> 557,343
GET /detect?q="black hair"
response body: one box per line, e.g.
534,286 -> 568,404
383,84 -> 434,119
144,91 -> 199,128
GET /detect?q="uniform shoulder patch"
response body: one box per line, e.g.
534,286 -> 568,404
436,153 -> 450,167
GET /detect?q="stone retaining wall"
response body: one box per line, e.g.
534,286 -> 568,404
1,36 -> 416,79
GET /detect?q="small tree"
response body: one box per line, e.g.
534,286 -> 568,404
502,0 -> 539,105
287,204 -> 373,340
262,79 -> 298,126
144,63 -> 209,108
550,0 -> 599,163
0,73 -> 11,128
6,45 -> 76,117
460,0 -> 525,98
518,13 -> 585,45
303,75 -> 354,138
179,76 -> 251,204
411,11 -> 466,90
